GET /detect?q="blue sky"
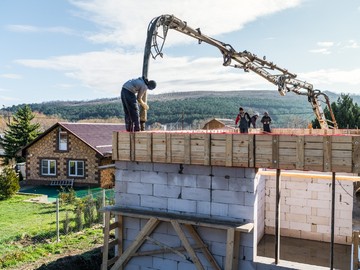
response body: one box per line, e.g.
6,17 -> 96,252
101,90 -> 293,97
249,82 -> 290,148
1,0 -> 359,107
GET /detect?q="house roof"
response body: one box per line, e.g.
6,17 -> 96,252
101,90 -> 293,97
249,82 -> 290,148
21,122 -> 126,157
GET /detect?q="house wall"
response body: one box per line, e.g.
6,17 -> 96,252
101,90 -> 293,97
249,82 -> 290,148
25,128 -> 101,186
114,161 -> 258,270
262,172 -> 353,245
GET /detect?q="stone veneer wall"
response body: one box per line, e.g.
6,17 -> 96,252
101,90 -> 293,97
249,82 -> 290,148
26,129 -> 100,186
262,171 -> 353,245
115,161 -> 260,270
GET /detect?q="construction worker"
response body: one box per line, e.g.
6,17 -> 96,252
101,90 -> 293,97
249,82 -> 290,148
261,111 -> 272,133
235,107 -> 251,133
121,77 -> 156,132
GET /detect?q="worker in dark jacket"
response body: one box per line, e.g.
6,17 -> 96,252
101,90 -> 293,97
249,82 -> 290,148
235,107 -> 251,133
121,77 -> 156,132
249,113 -> 259,128
261,111 -> 272,133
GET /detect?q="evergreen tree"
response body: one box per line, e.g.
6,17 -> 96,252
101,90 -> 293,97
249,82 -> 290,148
312,93 -> 360,129
0,105 -> 41,164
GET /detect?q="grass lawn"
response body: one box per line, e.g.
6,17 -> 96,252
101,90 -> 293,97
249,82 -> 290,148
0,194 -> 105,269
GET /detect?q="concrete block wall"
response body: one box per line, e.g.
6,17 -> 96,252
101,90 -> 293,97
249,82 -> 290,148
114,161 -> 257,269
262,171 -> 353,245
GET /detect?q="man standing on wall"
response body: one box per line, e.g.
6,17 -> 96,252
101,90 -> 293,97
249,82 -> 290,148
121,77 -> 156,132
235,107 -> 251,133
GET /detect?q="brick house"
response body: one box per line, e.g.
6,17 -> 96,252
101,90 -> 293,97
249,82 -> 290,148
20,122 -> 125,187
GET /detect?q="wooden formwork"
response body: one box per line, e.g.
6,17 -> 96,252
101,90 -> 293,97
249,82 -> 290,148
112,130 -> 360,174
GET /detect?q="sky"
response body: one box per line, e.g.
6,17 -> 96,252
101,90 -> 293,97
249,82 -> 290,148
0,0 -> 359,107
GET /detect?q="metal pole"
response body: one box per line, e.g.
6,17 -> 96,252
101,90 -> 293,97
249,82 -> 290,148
330,172 -> 335,269
275,168 -> 281,264
56,198 -> 60,242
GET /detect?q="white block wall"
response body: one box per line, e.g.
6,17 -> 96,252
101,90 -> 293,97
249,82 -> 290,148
262,171 -> 353,245
114,161 -> 258,270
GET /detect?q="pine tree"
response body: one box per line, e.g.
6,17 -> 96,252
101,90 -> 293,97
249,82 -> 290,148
0,105 -> 41,164
312,93 -> 360,129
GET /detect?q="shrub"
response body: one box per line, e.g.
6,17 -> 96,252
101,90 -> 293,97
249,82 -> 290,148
0,166 -> 20,200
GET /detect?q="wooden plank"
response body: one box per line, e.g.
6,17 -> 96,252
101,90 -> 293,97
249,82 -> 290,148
225,228 -> 235,270
166,133 -> 172,163
110,217 -> 160,270
353,231 -> 359,270
101,211 -> 111,270
204,133 -> 211,166
226,134 -> 233,167
323,136 -> 332,171
171,220 -> 204,270
184,134 -> 191,164
184,224 -> 222,270
112,131 -> 118,160
130,132 -> 135,161
354,137 -> 360,173
248,134 -> 255,167
117,215 -> 123,270
272,135 -> 279,169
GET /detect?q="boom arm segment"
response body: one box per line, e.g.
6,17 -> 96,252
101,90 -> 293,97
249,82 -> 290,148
142,14 -> 337,129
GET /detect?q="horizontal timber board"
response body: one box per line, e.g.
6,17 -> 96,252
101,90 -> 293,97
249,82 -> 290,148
112,131 -> 360,173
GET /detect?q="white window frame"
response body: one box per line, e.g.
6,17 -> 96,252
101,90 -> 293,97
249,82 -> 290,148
68,160 -> 84,177
58,129 -> 68,151
41,159 -> 56,176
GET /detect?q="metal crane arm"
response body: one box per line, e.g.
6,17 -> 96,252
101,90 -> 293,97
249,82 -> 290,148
142,14 -> 338,129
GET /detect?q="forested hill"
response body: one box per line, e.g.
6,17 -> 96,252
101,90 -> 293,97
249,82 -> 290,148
6,90 -> 359,128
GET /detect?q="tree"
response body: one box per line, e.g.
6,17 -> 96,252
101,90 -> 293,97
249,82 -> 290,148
0,166 -> 20,200
0,105 -> 41,164
312,93 -> 360,129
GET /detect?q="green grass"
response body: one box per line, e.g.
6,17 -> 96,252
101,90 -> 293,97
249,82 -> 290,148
0,194 -> 105,269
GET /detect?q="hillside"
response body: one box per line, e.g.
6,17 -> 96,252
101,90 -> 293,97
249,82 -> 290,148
2,90 -> 359,130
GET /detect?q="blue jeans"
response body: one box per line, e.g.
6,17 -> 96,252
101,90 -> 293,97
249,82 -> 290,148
121,88 -> 140,132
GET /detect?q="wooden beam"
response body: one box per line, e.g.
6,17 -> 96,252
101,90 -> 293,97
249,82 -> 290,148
353,231 -> 359,270
353,137 -> 360,174
171,220 -> 204,270
323,136 -> 332,171
272,135 -> 279,169
166,133 -> 172,163
117,215 -> 123,270
110,217 -> 160,270
112,131 -> 118,160
130,132 -> 135,161
225,228 -> 235,270
248,134 -> 255,167
204,133 -> 211,166
225,134 -> 233,167
184,224 -> 222,270
296,136 -> 305,170
101,211 -> 111,270
184,133 -> 191,164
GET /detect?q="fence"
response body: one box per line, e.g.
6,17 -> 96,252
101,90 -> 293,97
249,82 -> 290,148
0,187 -> 115,269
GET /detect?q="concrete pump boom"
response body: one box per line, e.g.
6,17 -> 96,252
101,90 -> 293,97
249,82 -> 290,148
142,14 -> 338,129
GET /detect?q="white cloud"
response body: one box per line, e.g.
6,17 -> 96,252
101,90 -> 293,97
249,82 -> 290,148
70,0 -> 302,47
344,40 -> 359,49
317,41 -> 334,47
309,48 -> 331,55
0,73 -> 22,79
301,68 -> 360,94
6,24 -> 75,35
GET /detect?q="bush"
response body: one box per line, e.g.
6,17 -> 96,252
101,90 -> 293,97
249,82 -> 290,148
0,166 -> 20,200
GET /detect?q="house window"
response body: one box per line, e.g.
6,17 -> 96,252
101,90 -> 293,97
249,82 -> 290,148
41,159 -> 56,176
68,160 -> 84,177
58,129 -> 68,151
